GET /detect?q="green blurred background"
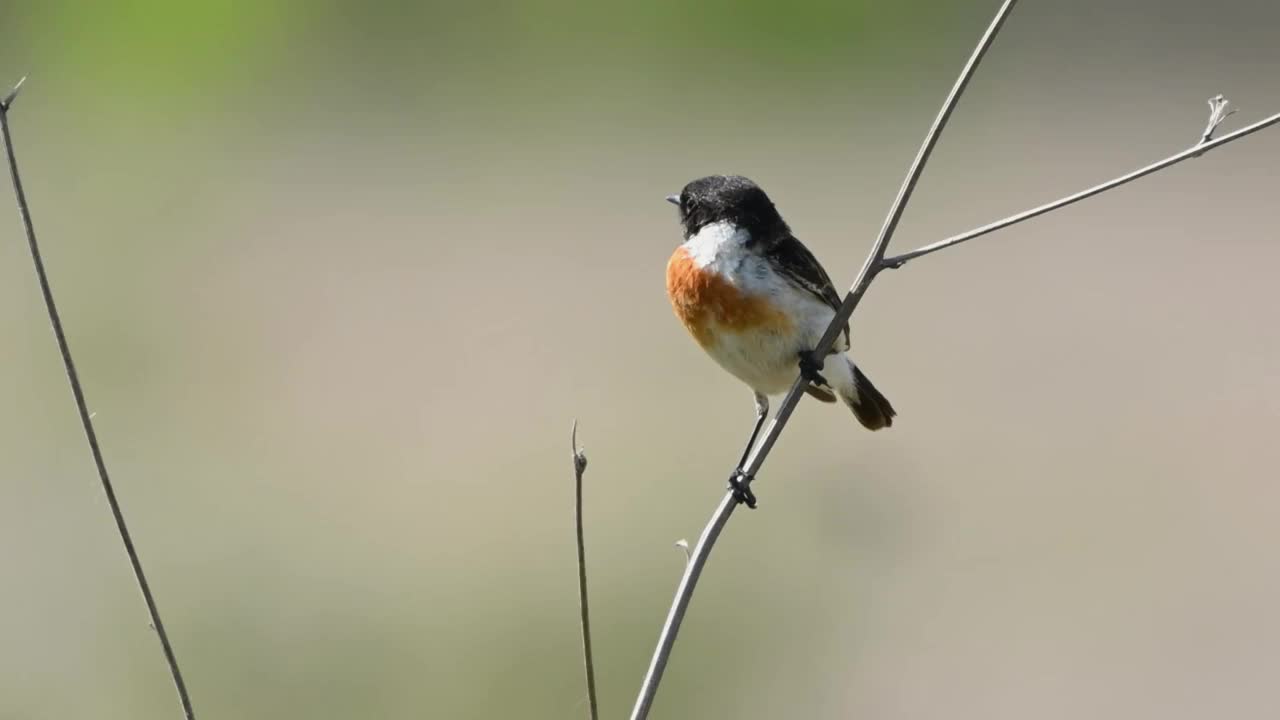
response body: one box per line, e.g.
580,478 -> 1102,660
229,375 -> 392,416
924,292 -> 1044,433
2,1 -> 1278,718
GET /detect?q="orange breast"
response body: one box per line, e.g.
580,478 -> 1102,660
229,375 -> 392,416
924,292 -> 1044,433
665,247 -> 792,349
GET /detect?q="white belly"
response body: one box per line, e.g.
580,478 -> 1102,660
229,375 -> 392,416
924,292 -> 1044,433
703,325 -> 805,395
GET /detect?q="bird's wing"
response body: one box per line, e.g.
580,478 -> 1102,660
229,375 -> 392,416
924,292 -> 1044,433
764,234 -> 850,347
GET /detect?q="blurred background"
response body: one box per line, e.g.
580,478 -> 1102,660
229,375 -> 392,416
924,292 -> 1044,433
1,1 -> 1278,718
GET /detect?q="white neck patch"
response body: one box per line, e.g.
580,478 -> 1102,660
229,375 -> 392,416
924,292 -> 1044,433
682,220 -> 750,271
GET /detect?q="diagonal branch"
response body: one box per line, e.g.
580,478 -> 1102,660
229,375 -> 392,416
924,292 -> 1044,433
627,2 -> 1021,718
1,78 -> 198,720
571,421 -> 600,720
882,100 -> 1280,269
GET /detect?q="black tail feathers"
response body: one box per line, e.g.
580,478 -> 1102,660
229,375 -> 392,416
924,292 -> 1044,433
847,363 -> 896,431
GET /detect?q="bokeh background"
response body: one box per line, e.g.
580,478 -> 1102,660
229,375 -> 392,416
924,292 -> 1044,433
1,1 -> 1278,718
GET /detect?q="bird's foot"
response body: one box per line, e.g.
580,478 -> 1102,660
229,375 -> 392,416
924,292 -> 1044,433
728,469 -> 758,509
798,350 -> 829,387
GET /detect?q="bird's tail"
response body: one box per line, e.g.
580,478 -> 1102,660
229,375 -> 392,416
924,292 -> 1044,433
837,359 -> 896,431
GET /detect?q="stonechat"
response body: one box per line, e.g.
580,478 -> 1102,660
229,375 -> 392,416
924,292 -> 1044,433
665,175 -> 895,507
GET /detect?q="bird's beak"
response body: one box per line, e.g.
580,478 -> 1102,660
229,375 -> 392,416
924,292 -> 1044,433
665,194 -> 680,206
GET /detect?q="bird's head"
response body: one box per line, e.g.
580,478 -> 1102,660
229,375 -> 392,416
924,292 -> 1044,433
666,175 -> 788,240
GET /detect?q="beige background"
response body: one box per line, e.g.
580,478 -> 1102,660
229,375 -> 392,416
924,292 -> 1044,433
1,1 -> 1277,718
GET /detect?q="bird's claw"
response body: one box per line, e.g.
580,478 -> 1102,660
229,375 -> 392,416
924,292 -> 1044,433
728,470 -> 758,509
798,350 -> 829,388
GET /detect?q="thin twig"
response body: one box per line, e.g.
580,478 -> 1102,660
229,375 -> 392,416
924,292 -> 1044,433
627,2 -> 1020,717
1,75 -> 25,109
572,421 -> 600,720
1,78 -> 198,720
883,101 -> 1279,269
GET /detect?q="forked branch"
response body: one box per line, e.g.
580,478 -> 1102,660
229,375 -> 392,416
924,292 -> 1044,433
626,0 -> 1280,717
883,98 -> 1279,269
629,0 -> 1020,717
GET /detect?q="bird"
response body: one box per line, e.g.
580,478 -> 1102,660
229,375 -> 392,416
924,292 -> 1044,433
664,175 -> 895,507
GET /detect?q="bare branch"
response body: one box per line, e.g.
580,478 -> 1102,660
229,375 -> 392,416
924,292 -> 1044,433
627,2 -> 1021,717
0,79 -> 198,720
882,102 -> 1280,269
572,421 -> 600,720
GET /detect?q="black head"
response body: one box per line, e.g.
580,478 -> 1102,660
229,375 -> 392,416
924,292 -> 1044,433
666,175 -> 789,239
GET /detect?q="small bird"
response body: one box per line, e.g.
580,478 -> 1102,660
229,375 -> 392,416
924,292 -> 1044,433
664,175 -> 895,507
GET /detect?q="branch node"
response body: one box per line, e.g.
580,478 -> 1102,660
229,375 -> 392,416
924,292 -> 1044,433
1,76 -> 27,111
570,420 -> 600,720
571,420 -> 588,473
1199,94 -> 1237,146
673,539 -> 691,564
